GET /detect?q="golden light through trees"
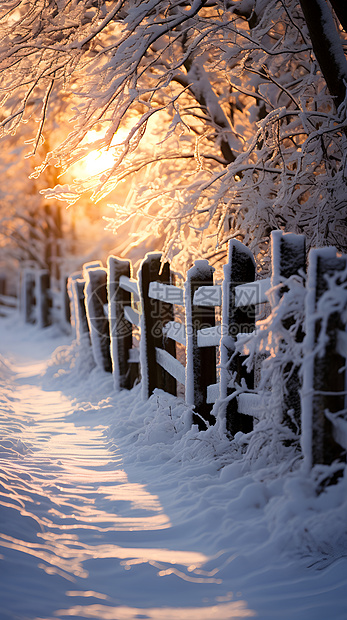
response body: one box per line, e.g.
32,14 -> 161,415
68,129 -> 129,180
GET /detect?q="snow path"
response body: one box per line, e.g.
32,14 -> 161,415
0,323 -> 254,619
0,316 -> 347,619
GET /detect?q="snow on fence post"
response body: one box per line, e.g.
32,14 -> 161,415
271,231 -> 306,434
84,268 -> 112,373
220,240 -> 256,436
302,248 -> 347,469
185,260 -> 216,429
107,256 -> 139,390
36,269 -> 51,328
139,253 -> 176,399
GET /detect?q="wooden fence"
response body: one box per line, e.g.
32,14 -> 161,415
19,266 -> 71,330
65,231 -> 346,471
11,231 -> 346,471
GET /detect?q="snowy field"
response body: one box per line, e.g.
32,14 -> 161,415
0,311 -> 346,620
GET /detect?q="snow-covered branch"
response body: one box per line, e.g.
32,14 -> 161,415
0,0 -> 346,272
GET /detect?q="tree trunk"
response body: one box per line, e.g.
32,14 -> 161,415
299,0 -> 347,109
329,0 -> 347,33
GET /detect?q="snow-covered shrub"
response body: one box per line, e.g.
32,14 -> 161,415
219,273 -> 306,470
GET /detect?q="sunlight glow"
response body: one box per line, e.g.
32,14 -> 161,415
83,149 -> 115,176
80,129 -> 129,177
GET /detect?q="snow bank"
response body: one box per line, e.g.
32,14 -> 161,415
43,332 -> 347,569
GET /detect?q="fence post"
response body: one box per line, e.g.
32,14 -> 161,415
84,268 -> 112,372
302,248 -> 346,468
139,253 -> 176,399
0,275 -> 6,296
67,273 -> 86,341
36,270 -> 51,328
107,256 -> 139,390
61,275 -> 71,329
271,231 -> 306,433
220,240 -> 256,436
271,230 -> 306,286
21,268 -> 36,324
74,278 -> 90,342
185,260 -> 216,429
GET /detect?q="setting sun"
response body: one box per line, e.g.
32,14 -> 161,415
75,128 -> 129,178
83,148 -> 115,176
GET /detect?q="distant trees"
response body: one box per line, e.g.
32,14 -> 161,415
0,121 -> 116,291
0,1 -> 346,272
0,129 -> 61,279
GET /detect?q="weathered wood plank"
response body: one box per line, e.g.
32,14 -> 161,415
186,260 -> 216,429
271,231 -> 306,435
220,239 -> 256,436
36,270 -> 51,329
85,268 -> 112,373
139,253 -> 176,398
107,256 -> 139,390
303,248 -> 346,468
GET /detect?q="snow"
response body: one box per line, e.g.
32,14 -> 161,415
206,381 -> 220,404
0,311 -> 347,620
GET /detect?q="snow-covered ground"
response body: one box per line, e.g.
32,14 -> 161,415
0,311 -> 346,620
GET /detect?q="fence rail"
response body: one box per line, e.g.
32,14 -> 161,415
0,294 -> 18,308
